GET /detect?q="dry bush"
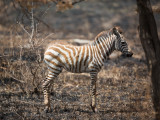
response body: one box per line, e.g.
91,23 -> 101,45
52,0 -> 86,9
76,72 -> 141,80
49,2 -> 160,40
0,41 -> 45,95
0,8 -> 51,96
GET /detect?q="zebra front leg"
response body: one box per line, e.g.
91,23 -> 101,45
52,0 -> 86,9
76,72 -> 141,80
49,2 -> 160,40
90,72 -> 98,112
42,71 -> 60,113
42,78 -> 52,112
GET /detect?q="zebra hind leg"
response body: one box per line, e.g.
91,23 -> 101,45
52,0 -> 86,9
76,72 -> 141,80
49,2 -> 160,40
90,72 -> 98,112
42,70 -> 61,113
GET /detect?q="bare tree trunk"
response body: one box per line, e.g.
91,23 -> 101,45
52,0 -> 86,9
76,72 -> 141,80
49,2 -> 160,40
136,0 -> 160,119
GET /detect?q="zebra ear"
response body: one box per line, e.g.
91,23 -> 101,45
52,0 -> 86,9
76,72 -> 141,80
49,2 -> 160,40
113,26 -> 123,35
113,27 -> 117,33
113,27 -> 120,37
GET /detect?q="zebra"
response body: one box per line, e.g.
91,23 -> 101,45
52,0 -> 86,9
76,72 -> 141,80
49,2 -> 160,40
42,26 -> 133,113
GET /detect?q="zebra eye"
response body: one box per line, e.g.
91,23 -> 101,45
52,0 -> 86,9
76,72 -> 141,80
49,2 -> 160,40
121,41 -> 126,44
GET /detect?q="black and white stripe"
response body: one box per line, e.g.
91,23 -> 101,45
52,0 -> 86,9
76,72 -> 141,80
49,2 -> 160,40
42,26 -> 133,112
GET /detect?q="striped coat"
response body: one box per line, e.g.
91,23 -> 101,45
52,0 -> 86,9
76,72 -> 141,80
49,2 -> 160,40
43,27 -> 133,112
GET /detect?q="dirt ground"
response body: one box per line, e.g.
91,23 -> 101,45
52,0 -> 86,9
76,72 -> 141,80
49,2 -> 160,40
0,0 -> 160,119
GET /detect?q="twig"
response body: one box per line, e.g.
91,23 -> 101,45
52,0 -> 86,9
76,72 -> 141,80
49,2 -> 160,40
72,0 -> 85,5
17,1 -> 55,32
29,4 -> 35,49
18,22 -> 31,37
6,73 -> 25,84
36,33 -> 54,47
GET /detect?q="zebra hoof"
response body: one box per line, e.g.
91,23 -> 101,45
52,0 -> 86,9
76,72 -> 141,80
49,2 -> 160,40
90,105 -> 97,113
44,107 -> 52,113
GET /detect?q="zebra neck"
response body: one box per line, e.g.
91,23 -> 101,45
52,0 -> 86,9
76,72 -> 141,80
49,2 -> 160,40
93,35 -> 115,64
103,35 -> 115,58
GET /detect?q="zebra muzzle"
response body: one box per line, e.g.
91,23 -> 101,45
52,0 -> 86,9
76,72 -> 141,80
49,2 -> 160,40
126,51 -> 133,57
122,51 -> 133,57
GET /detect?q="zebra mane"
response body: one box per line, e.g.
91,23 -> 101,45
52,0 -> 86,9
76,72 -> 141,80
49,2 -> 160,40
94,26 -> 123,44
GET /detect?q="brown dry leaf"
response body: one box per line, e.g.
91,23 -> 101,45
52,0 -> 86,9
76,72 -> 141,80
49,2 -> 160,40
15,0 -> 56,10
56,0 -> 73,12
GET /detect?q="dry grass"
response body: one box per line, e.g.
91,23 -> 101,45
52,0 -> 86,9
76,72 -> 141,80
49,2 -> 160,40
0,61 -> 155,119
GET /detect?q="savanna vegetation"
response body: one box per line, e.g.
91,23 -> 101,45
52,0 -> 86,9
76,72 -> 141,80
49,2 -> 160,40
0,0 -> 160,119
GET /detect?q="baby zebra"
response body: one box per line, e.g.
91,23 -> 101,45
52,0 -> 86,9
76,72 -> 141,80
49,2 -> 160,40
42,27 -> 133,112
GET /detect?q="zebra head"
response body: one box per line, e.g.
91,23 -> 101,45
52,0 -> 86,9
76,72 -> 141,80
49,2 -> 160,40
113,27 -> 133,57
